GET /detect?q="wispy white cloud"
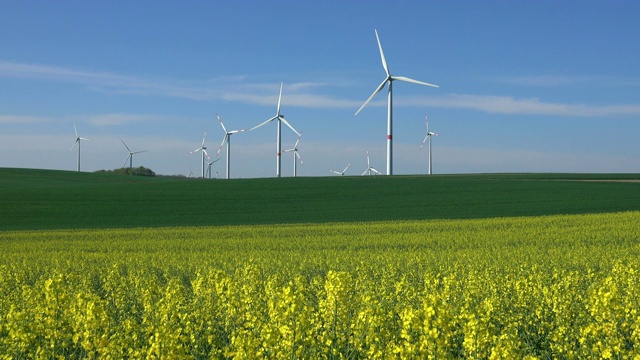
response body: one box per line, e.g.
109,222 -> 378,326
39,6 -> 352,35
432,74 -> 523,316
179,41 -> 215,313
87,113 -> 175,126
497,75 -> 640,87
398,94 -> 640,117
4,61 -> 640,116
0,115 -> 52,124
0,60 -> 349,107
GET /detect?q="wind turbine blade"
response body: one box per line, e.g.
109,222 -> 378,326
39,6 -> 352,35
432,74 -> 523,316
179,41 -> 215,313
79,137 -> 89,141
189,147 -> 202,155
250,116 -> 276,131
362,169 -> 368,176
212,158 -> 221,164
421,134 -> 429,148
391,75 -> 439,88
355,78 -> 388,116
229,129 -> 246,134
123,154 -> 131,168
343,162 -> 351,173
73,124 -> 78,138
280,117 -> 300,137
70,141 -> 77,151
374,29 -> 390,76
371,168 -> 382,175
216,134 -> 227,157
201,131 -> 207,147
276,82 -> 283,116
120,138 -> 131,152
132,150 -> 149,154
216,113 -> 228,133
202,148 -> 210,160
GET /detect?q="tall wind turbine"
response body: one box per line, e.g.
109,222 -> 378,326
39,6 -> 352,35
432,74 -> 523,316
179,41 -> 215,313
189,131 -> 209,178
362,151 -> 382,176
420,115 -> 438,175
250,82 -> 301,178
120,138 -> 149,169
282,133 -> 303,177
215,113 -> 246,179
330,162 -> 350,176
355,29 -> 439,175
70,124 -> 89,172
206,158 -> 221,179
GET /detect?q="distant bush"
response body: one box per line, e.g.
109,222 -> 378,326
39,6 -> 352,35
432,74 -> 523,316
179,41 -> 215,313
95,166 -> 156,177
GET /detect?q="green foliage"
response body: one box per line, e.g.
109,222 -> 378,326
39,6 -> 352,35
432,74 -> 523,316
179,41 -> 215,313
1,168 -> 640,230
94,166 -> 156,177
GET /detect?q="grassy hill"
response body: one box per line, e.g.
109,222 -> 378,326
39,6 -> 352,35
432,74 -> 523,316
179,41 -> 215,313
1,168 -> 640,231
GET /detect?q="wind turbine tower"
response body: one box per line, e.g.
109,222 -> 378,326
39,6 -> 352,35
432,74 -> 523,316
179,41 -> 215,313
355,29 -> 439,175
120,138 -> 149,169
189,131 -> 209,178
70,124 -> 89,172
250,83 -> 300,178
282,133 -> 303,177
215,113 -> 246,179
420,115 -> 438,175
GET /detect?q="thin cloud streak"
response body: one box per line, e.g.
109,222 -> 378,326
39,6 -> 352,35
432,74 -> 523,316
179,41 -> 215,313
0,115 -> 51,124
4,61 -> 640,116
400,94 -> 640,117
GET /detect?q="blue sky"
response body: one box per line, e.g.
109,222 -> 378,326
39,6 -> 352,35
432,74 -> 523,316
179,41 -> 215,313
1,1 -> 639,177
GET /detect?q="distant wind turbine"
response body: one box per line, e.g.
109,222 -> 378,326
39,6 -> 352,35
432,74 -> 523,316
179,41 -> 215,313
330,162 -> 351,176
250,82 -> 300,178
206,158 -> 221,179
119,138 -> 149,169
361,151 -> 382,176
355,29 -> 439,175
70,124 -> 89,172
420,115 -> 438,175
282,133 -> 303,177
215,113 -> 246,179
189,131 -> 209,178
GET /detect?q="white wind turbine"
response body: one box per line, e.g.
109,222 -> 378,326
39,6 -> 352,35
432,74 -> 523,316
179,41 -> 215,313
70,124 -> 89,172
355,29 -> 439,175
361,151 -> 382,176
189,131 -> 209,178
215,113 -> 246,179
206,158 -> 221,179
330,162 -> 351,176
420,115 -> 439,175
120,138 -> 149,169
250,82 -> 300,178
282,132 -> 303,177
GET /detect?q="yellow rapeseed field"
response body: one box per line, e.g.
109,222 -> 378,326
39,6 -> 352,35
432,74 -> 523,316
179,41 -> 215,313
1,211 -> 640,358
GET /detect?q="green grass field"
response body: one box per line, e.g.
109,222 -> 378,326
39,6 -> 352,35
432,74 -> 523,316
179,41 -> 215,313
1,167 -> 639,230
2,168 -> 640,357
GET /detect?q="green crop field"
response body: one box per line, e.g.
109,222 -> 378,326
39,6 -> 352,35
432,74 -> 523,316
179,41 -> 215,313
1,168 -> 640,230
2,168 -> 640,358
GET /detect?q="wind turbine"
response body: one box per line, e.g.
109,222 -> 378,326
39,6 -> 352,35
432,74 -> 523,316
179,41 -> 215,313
250,82 -> 300,178
215,113 -> 246,179
119,138 -> 149,169
420,115 -> 438,175
361,151 -> 382,176
355,29 -> 439,175
282,133 -> 303,177
330,162 -> 351,176
70,124 -> 89,172
189,131 -> 209,178
206,158 -> 221,179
